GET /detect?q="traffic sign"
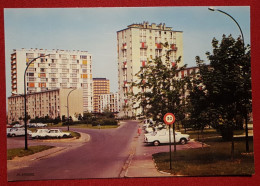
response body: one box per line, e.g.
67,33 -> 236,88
163,113 -> 175,125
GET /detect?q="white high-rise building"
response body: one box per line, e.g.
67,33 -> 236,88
98,92 -> 119,113
117,22 -> 183,118
10,48 -> 93,112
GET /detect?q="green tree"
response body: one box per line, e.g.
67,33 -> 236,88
103,107 -> 114,118
195,35 -> 251,157
78,113 -> 83,121
131,42 -> 187,123
83,111 -> 92,122
186,71 -> 211,141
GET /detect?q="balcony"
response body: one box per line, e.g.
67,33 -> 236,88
170,44 -> 178,51
122,62 -> 127,69
123,81 -> 128,88
140,42 -> 148,49
155,43 -> 162,50
121,43 -> 127,50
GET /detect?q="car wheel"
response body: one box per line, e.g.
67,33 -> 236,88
180,138 -> 187,145
11,134 -> 16,137
63,134 -> 67,138
153,140 -> 160,146
35,135 -> 40,139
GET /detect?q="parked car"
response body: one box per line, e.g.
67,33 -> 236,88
144,129 -> 190,146
47,129 -> 71,138
6,128 -> 12,134
144,122 -> 165,133
7,128 -> 32,137
28,123 -> 36,128
28,123 -> 48,128
30,129 -> 71,139
12,124 -> 24,128
36,123 -> 48,127
29,129 -> 50,139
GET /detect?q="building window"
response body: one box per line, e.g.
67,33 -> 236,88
80,55 -> 88,59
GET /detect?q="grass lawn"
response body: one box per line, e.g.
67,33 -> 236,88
52,123 -> 119,129
7,145 -> 54,160
153,140 -> 254,176
64,130 -> 81,139
181,128 -> 245,141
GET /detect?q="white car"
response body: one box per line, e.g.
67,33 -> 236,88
46,129 -> 71,138
30,129 -> 50,139
7,128 -> 32,137
145,123 -> 165,133
12,124 -> 24,128
30,129 -> 71,139
28,123 -> 47,128
144,129 -> 190,146
36,123 -> 48,127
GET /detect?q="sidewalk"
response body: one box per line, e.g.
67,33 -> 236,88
123,129 -> 254,178
123,133 -> 170,178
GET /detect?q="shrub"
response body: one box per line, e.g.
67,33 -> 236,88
92,118 -> 118,126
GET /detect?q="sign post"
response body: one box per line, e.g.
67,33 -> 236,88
163,113 -> 176,170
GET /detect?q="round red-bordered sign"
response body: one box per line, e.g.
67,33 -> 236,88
163,113 -> 176,125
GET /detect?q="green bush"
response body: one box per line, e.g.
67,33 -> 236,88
92,118 -> 118,126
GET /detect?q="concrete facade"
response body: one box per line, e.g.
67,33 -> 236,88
7,88 -> 83,124
10,48 -> 93,112
117,22 -> 183,117
93,78 -> 110,113
98,92 -> 119,113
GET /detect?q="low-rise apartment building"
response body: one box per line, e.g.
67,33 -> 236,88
7,88 -> 83,124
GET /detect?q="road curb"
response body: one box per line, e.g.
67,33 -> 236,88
119,136 -> 138,177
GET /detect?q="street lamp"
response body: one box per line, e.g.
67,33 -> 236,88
67,88 -> 77,131
208,7 -> 249,152
208,7 -> 245,50
24,54 -> 50,150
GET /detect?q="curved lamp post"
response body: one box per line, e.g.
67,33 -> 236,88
208,7 -> 245,50
67,88 -> 77,131
208,7 -> 249,152
24,54 -> 50,150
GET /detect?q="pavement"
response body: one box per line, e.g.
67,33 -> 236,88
120,131 -> 171,178
7,132 -> 90,172
122,128 -> 254,178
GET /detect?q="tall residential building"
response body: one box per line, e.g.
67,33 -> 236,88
98,92 -> 119,113
10,48 -> 93,112
7,88 -> 83,124
93,78 -> 110,113
117,22 -> 183,117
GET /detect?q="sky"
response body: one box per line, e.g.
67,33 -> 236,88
4,6 -> 250,98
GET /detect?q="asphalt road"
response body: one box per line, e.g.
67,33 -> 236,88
8,120 -> 139,181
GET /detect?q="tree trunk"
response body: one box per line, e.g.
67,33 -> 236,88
245,113 -> 249,152
231,135 -> 234,161
201,128 -> 204,148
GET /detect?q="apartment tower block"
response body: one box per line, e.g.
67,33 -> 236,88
93,78 -> 110,113
10,48 -> 93,112
117,22 -> 183,117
